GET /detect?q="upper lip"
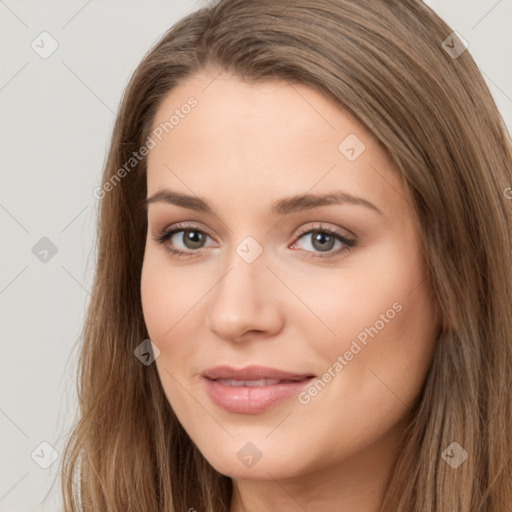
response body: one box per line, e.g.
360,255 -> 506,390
202,365 -> 315,381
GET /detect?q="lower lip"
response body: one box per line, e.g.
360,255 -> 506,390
203,377 -> 314,414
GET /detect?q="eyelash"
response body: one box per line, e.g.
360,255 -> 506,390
153,221 -> 356,260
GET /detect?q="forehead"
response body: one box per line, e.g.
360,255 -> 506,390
149,71 -> 375,145
146,71 -> 408,219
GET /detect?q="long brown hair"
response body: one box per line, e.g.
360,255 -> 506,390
60,0 -> 512,510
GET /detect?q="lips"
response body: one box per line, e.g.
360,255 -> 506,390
216,378 -> 282,387
201,365 -> 316,414
201,365 -> 315,382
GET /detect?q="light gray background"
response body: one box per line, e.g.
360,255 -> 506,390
1,1 -> 511,510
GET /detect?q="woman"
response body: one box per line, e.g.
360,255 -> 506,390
61,1 -> 512,511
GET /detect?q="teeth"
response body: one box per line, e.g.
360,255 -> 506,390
216,378 -> 282,387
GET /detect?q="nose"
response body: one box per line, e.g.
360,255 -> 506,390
206,245 -> 284,343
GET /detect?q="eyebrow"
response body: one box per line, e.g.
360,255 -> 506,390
144,188 -> 383,216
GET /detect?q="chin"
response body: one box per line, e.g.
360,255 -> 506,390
198,441 -> 305,481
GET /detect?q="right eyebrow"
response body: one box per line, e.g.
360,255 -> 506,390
144,189 -> 212,213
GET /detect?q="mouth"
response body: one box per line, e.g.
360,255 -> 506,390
201,364 -> 315,382
213,378 -> 307,387
201,366 -> 316,414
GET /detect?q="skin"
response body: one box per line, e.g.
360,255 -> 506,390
140,70 -> 441,512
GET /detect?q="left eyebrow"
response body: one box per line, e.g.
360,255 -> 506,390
144,188 -> 383,216
270,190 -> 383,216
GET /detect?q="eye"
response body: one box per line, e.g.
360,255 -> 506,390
154,222 -> 216,258
290,223 -> 356,259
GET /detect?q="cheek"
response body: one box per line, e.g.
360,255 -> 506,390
292,237 -> 427,342
140,247 -> 198,341
293,234 -> 437,393
141,252 -> 187,382
140,248 -> 210,374
140,260 -> 168,341
284,251 -> 437,466
140,252 -> 200,415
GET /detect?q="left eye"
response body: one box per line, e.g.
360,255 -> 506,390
291,228 -> 355,257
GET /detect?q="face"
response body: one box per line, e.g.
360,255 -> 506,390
140,70 -> 440,484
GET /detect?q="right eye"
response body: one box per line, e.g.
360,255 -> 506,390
154,222 -> 217,258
